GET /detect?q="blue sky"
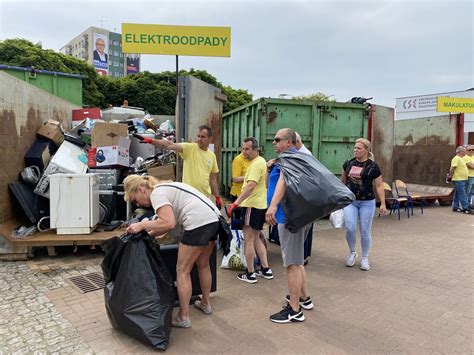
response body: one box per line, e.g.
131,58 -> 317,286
1,0 -> 472,107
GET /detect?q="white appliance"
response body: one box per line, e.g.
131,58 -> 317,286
49,174 -> 100,235
34,141 -> 88,198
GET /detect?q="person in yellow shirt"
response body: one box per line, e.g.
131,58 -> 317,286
230,151 -> 251,202
227,137 -> 272,284
141,125 -> 222,209
450,146 -> 469,213
463,145 -> 474,208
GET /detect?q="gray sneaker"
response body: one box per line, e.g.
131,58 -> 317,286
345,252 -> 357,267
360,257 -> 370,271
194,300 -> 212,314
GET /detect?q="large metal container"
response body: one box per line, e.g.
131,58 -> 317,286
221,98 -> 372,195
0,64 -> 83,106
393,113 -> 464,186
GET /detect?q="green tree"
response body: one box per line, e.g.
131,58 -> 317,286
292,92 -> 336,102
0,39 -> 253,114
0,38 -> 104,107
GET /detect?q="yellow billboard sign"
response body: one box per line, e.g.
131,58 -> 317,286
437,96 -> 474,113
122,23 -> 231,57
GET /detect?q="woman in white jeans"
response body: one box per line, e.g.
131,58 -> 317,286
341,138 -> 386,271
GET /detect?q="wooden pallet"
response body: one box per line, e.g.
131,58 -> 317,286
0,219 -> 120,259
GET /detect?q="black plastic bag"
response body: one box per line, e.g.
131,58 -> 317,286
101,232 -> 176,351
217,215 -> 232,256
278,151 -> 355,232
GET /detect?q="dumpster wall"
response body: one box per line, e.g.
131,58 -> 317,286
392,114 -> 462,187
0,65 -> 83,106
221,98 -> 370,195
0,71 -> 78,223
176,75 -> 226,181
370,104 -> 395,183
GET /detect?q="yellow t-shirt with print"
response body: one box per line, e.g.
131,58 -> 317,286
179,143 -> 219,197
462,155 -> 474,177
230,153 -> 252,197
240,156 -> 267,209
451,155 -> 468,181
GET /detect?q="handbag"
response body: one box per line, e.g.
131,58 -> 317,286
156,184 -> 232,255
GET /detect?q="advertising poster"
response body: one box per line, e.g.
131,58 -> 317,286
126,54 -> 140,74
93,33 -> 108,73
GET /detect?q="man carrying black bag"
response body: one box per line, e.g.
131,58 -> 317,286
266,128 -> 313,323
266,128 -> 355,324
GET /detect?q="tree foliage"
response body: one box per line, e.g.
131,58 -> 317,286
292,92 -> 336,102
0,39 -> 252,114
0,38 -> 104,106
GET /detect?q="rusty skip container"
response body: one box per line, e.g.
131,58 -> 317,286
221,98 -> 374,195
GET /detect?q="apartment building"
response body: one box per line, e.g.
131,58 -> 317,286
60,26 -> 140,78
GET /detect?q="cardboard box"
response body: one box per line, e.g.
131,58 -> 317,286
147,165 -> 176,181
91,122 -> 128,147
88,137 -> 131,168
36,120 -> 64,146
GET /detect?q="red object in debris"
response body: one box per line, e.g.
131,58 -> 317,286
72,108 -> 102,121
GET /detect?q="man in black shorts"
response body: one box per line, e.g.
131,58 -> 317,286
228,137 -> 272,283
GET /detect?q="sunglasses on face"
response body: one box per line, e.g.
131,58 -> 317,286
273,137 -> 286,143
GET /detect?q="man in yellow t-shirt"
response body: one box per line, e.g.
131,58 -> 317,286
142,125 -> 222,208
450,146 -> 469,213
227,137 -> 272,284
230,152 -> 251,201
463,145 -> 474,208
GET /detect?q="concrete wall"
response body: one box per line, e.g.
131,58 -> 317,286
392,114 -> 460,186
0,71 -> 78,223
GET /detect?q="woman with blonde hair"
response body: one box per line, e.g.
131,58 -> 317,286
341,138 -> 386,271
123,175 -> 221,328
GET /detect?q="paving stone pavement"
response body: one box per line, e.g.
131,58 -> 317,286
0,254 -> 100,354
0,206 -> 472,354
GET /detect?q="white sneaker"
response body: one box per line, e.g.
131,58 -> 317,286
345,252 -> 357,267
360,257 -> 370,271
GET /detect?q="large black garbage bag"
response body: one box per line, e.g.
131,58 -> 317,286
101,231 -> 176,351
278,151 -> 355,232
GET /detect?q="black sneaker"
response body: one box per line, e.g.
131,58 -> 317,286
255,267 -> 274,280
285,295 -> 314,310
270,304 -> 305,323
463,209 -> 471,214
453,208 -> 462,212
237,271 -> 257,284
